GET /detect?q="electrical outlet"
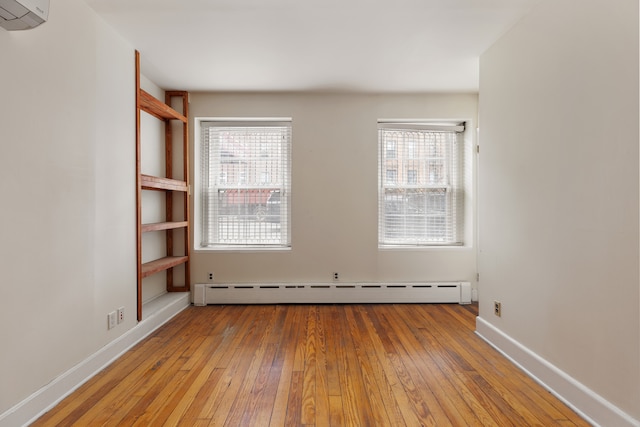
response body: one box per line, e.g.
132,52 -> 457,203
494,301 -> 502,317
208,272 -> 214,281
333,272 -> 339,281
108,311 -> 117,329
117,307 -> 124,324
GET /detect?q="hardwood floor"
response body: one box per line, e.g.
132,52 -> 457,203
32,303 -> 589,426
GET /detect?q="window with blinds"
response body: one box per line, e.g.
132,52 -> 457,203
378,121 -> 465,246
199,119 -> 291,248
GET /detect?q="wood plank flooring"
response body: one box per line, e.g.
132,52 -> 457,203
32,304 -> 589,426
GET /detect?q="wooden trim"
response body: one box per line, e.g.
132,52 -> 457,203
164,90 -> 190,292
135,50 -> 143,322
179,91 -> 191,288
184,95 -> 191,288
164,93 -> 174,289
141,256 -> 188,278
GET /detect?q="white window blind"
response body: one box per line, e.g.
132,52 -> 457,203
378,122 -> 464,246
200,119 -> 291,248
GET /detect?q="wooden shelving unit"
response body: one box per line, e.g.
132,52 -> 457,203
135,50 -> 190,321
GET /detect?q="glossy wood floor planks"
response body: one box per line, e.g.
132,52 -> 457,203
32,303 -> 589,426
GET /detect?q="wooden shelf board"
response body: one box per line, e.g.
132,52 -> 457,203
141,174 -> 188,192
139,89 -> 187,122
141,256 -> 188,278
142,221 -> 189,233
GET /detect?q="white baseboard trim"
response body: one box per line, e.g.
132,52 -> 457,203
476,316 -> 640,427
0,293 -> 190,427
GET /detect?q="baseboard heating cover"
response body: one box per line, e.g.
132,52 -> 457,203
193,282 -> 471,305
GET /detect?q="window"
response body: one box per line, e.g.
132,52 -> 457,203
198,119 -> 291,248
407,169 -> 417,185
407,139 -> 416,159
378,121 -> 465,246
386,169 -> 398,185
386,139 -> 397,159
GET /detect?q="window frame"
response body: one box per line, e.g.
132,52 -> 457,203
194,117 -> 292,251
378,120 -> 466,248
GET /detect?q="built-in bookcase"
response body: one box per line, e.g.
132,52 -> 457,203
135,50 -> 190,321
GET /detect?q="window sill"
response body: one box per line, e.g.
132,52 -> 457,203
194,246 -> 292,253
378,244 -> 469,251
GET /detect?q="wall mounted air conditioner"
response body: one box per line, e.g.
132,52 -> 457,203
0,0 -> 48,30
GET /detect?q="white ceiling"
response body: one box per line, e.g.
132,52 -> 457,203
84,0 -> 538,93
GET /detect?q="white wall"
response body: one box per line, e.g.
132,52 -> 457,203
190,93 -> 477,286
478,0 -> 639,424
0,0 -> 136,420
139,76 -> 171,303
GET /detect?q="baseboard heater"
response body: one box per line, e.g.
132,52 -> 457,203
193,282 -> 471,305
